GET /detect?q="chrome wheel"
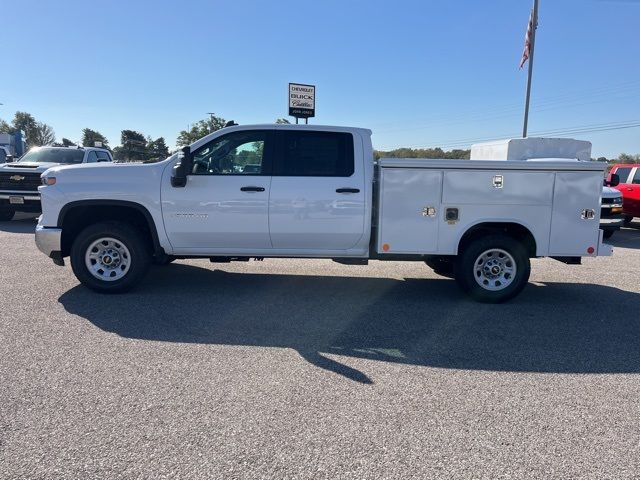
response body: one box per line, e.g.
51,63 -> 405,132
84,237 -> 131,282
473,248 -> 517,291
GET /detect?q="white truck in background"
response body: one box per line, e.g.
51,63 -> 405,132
0,145 -> 113,220
35,124 -> 612,303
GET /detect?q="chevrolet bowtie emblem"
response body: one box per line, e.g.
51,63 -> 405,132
9,175 -> 25,181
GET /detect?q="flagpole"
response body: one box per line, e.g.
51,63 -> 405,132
522,0 -> 539,138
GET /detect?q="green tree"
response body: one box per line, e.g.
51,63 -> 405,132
147,137 -> 170,160
617,153 -> 639,164
30,121 -> 56,146
0,119 -> 11,133
115,130 -> 147,161
53,138 -> 76,147
176,114 -> 227,147
12,112 -> 40,147
374,147 -> 470,160
82,128 -> 109,148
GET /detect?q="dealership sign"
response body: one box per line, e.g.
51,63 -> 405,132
288,83 -> 315,119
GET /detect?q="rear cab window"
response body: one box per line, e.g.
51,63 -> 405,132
96,151 -> 111,161
274,130 -> 354,176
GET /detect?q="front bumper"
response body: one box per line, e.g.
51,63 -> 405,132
0,192 -> 42,213
35,224 -> 64,265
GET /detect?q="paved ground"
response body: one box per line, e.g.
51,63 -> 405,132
1,214 -> 639,479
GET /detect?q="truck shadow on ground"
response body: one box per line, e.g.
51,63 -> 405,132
608,224 -> 640,249
58,263 -> 640,384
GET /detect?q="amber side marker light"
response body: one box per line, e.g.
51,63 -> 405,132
42,176 -> 56,186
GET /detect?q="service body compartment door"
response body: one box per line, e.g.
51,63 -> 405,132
549,171 -> 602,256
377,168 -> 442,254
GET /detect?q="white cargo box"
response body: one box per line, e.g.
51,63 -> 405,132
376,158 -> 606,257
470,138 -> 592,162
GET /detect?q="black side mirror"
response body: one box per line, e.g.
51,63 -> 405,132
171,146 -> 193,188
604,173 -> 620,187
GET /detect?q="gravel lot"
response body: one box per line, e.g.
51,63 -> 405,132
1,214 -> 639,479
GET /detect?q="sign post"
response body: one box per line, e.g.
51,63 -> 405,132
288,83 -> 315,124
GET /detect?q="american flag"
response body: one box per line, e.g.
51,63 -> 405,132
519,8 -> 536,69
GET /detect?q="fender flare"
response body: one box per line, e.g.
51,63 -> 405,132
57,199 -> 162,254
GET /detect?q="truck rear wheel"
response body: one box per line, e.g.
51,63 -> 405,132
70,221 -> 151,293
455,235 -> 530,303
0,210 -> 15,221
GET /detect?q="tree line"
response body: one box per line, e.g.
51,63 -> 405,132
1,110 -> 638,164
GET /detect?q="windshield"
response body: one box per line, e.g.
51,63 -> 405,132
19,148 -> 85,164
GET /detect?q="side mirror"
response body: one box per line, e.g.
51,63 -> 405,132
171,146 -> 193,188
604,173 -> 620,187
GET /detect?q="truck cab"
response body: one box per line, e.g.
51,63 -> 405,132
0,146 -> 12,164
0,146 -> 113,221
608,164 -> 640,226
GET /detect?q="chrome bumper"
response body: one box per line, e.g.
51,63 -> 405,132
35,225 -> 63,264
600,217 -> 624,228
0,192 -> 40,200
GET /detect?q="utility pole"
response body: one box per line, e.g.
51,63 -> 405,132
522,0 -> 539,138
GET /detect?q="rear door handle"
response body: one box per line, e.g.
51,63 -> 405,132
240,186 -> 265,192
336,188 -> 360,194
627,187 -> 634,192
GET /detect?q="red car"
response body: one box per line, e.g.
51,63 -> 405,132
609,164 -> 640,225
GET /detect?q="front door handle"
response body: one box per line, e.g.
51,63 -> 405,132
336,188 -> 360,194
240,186 -> 265,192
626,187 -> 633,191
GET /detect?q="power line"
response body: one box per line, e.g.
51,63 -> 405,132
371,79 -> 640,134
378,120 -> 640,151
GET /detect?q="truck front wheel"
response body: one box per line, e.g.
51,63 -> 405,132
70,221 -> 151,293
455,235 -> 530,303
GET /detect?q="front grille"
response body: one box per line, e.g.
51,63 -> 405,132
602,197 -> 623,205
0,172 -> 41,191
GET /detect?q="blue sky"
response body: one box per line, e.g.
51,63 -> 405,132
1,0 -> 638,157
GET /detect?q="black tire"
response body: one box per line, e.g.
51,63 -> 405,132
602,229 -> 615,239
0,210 -> 15,221
70,221 -> 151,293
454,234 -> 531,303
623,215 -> 633,227
425,257 -> 455,278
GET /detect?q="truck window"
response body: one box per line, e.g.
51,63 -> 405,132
0,149 -> 6,163
191,130 -> 270,175
96,151 -> 111,161
275,131 -> 354,177
633,169 -> 640,185
614,167 -> 632,184
86,151 -> 98,163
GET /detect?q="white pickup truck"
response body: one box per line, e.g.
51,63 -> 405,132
0,146 -> 113,220
35,124 -> 612,302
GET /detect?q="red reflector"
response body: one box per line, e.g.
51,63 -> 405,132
587,246 -> 595,254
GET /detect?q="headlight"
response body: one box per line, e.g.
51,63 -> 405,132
615,197 -> 622,204
41,175 -> 56,186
